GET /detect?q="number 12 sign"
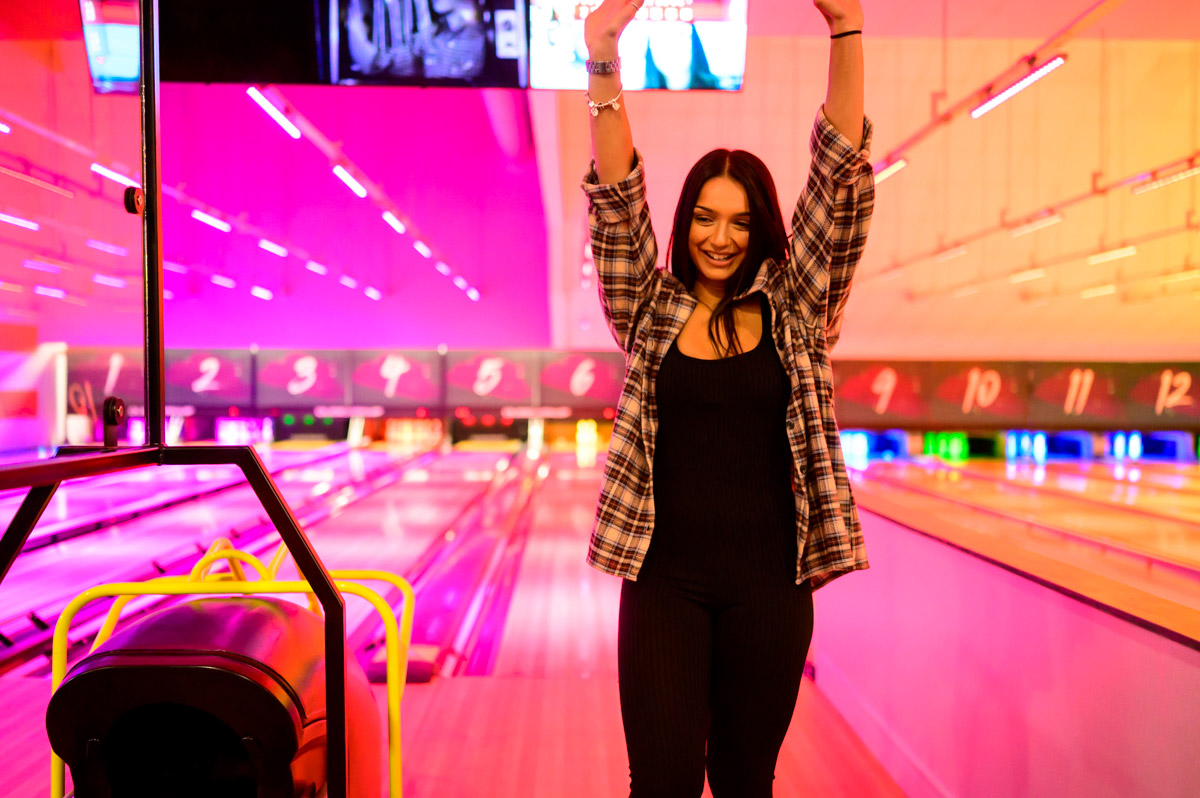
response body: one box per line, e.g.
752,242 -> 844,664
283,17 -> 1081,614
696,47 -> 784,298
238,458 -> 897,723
1127,364 -> 1199,428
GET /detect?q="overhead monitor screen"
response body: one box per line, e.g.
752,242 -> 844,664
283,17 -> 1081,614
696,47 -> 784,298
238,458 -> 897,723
78,0 -> 141,94
327,0 -> 529,87
528,0 -> 746,91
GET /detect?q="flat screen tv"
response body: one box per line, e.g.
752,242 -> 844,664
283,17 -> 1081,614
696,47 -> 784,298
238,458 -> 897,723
325,0 -> 528,88
528,0 -> 747,91
79,0 -> 141,94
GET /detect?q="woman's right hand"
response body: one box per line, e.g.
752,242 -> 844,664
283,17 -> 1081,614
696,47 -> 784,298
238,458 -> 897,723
584,0 -> 642,58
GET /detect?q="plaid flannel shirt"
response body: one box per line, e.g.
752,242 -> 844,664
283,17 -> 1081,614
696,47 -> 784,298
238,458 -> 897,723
582,107 -> 875,589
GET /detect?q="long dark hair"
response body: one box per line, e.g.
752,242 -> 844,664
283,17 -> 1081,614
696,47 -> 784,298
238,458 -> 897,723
666,149 -> 789,357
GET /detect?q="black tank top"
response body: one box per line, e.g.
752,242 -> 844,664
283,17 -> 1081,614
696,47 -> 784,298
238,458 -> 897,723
649,292 -> 797,579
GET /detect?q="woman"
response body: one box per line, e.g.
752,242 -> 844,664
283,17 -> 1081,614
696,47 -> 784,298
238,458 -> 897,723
580,1 -> 874,795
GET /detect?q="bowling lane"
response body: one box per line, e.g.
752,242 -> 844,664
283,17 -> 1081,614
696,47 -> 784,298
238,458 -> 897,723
270,449 -> 515,633
0,448 -> 404,638
857,459 -> 1200,571
488,452 -> 618,679
942,458 -> 1200,524
0,443 -> 351,547
850,467 -> 1200,613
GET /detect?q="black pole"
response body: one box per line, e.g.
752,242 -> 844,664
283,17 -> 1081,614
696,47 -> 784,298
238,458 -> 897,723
140,0 -> 165,449
0,484 -> 58,586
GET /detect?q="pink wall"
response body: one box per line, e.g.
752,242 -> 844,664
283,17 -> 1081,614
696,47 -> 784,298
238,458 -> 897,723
811,511 -> 1200,797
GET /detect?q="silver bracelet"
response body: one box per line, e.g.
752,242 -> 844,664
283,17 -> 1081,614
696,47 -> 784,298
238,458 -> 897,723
585,57 -> 621,75
586,89 -> 623,116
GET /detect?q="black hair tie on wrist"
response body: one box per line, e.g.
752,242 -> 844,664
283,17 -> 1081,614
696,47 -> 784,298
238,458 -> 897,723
831,30 -> 862,39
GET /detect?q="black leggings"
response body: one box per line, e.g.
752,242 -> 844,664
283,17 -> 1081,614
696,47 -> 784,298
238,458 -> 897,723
617,561 -> 814,797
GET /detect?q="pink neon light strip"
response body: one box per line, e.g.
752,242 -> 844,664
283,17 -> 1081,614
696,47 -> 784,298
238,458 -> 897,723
92,273 -> 127,289
245,87 -> 301,139
191,209 -> 232,232
0,212 -> 40,231
971,56 -> 1067,119
258,239 -> 288,258
90,163 -> 140,188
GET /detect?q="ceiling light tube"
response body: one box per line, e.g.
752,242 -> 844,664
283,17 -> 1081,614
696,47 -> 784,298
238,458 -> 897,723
163,289 -> 175,300
339,275 -> 358,289
875,158 -> 908,184
92,273 -> 126,288
89,163 -> 140,188
1010,213 -> 1063,237
305,260 -> 328,275
364,286 -> 382,301
382,211 -> 407,235
1080,284 -> 1116,299
164,261 -> 189,274
33,285 -> 66,299
211,274 -> 237,289
250,285 -> 274,300
1009,268 -> 1046,284
245,87 -> 301,139
452,276 -> 469,290
0,211 -> 40,231
1132,164 -> 1200,196
0,122 -> 11,134
332,165 -> 368,198
0,281 -> 23,293
971,55 -> 1067,119
933,246 -> 968,263
86,239 -> 129,257
435,262 -> 452,277
258,239 -> 288,258
413,241 -> 433,258
191,209 -> 232,232
23,259 -> 61,273
1086,245 -> 1137,266
1160,269 -> 1200,285
466,287 -> 481,302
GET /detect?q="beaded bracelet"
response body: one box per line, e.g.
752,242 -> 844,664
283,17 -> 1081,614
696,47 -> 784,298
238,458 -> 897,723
586,89 -> 623,116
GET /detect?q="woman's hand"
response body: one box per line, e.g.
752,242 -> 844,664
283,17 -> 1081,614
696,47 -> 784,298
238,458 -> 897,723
812,0 -> 864,35
584,0 -> 643,59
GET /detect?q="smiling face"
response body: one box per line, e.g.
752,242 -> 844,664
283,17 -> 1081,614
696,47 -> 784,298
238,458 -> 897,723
687,175 -> 751,293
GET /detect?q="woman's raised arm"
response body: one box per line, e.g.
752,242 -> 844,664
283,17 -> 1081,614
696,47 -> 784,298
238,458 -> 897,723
585,0 -> 642,184
814,0 -> 865,148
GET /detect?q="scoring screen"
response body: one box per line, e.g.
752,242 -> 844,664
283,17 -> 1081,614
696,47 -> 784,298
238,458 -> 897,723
256,350 -> 350,407
164,350 -> 253,407
350,351 -> 442,407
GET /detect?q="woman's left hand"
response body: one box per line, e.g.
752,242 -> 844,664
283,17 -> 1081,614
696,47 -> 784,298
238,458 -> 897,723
812,0 -> 864,35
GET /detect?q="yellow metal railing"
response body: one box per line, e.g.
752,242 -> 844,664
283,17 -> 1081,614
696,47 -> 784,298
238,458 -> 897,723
51,542 -> 413,798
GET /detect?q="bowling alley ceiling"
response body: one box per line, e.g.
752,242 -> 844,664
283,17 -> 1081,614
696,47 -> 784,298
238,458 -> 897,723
1,0 -> 1198,358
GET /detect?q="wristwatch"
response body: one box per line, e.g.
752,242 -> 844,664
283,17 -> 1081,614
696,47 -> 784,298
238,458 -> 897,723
585,58 -> 621,75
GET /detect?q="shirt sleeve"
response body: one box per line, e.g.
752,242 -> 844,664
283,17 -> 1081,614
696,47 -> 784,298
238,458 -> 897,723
581,150 -> 660,355
788,107 -> 875,350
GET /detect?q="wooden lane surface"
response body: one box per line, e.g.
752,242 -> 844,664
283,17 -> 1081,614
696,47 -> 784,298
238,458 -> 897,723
391,676 -> 904,797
